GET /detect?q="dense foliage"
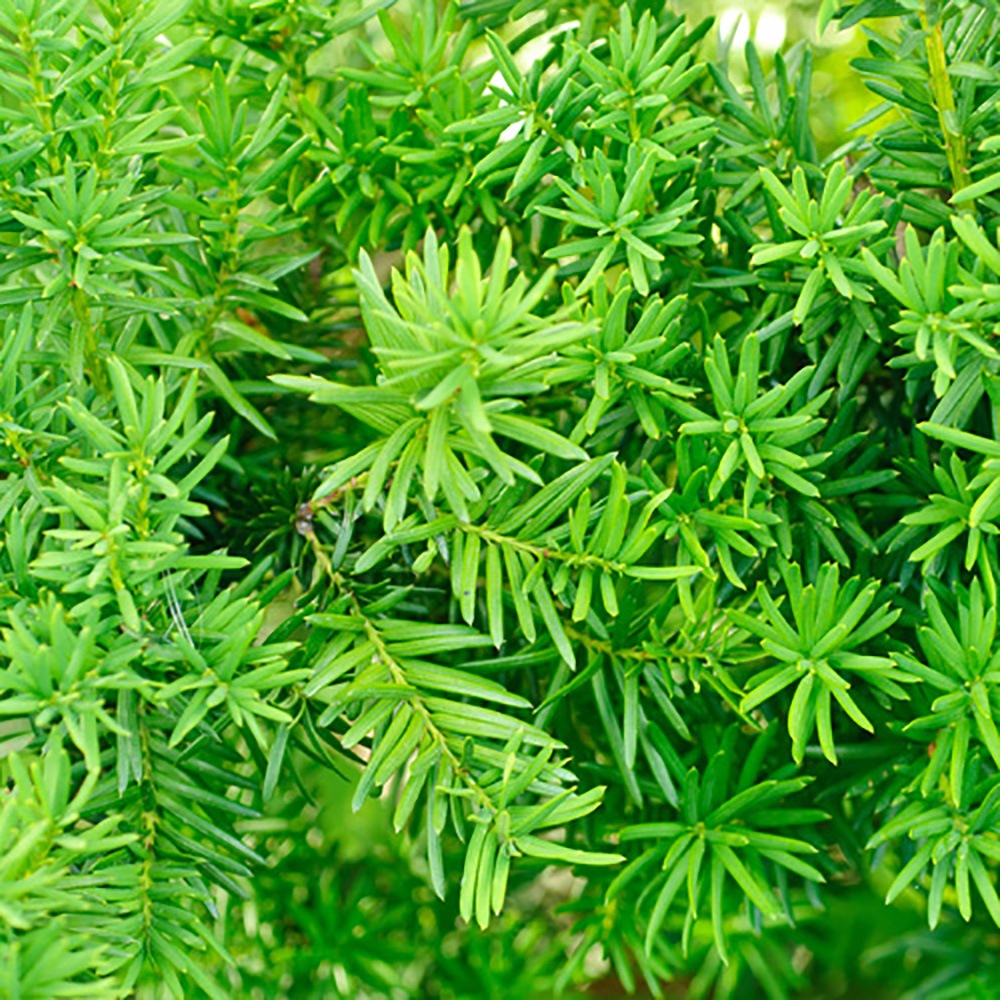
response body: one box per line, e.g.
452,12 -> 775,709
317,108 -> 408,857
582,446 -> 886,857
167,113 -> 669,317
2,0 -> 1000,996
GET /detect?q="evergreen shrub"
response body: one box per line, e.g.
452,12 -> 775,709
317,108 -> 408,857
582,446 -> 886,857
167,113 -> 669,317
2,0 -> 1000,995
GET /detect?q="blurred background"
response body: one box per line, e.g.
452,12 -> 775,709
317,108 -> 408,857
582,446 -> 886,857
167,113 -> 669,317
682,0 -> 878,153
